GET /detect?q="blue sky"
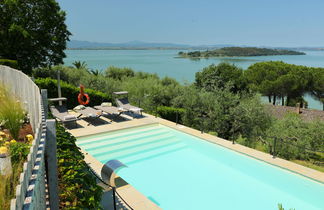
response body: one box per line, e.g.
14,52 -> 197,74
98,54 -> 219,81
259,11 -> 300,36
57,0 -> 324,47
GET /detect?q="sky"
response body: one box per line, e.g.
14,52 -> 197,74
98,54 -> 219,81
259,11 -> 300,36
56,0 -> 324,47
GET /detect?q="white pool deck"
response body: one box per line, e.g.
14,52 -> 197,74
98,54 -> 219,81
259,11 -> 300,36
67,111 -> 324,209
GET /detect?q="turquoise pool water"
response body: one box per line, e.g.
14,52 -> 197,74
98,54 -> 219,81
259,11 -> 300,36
77,124 -> 324,210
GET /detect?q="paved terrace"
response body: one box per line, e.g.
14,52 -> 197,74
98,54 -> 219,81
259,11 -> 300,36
66,110 -> 324,209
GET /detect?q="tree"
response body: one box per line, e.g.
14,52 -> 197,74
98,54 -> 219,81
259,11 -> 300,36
195,63 -> 246,93
104,66 -> 135,80
310,68 -> 324,110
72,61 -> 87,69
0,0 -> 71,74
244,61 -> 309,106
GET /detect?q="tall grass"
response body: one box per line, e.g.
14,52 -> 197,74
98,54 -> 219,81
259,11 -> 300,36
0,84 -> 27,209
0,85 -> 25,140
0,162 -> 24,209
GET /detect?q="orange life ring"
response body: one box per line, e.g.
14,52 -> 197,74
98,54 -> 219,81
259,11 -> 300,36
78,93 -> 90,105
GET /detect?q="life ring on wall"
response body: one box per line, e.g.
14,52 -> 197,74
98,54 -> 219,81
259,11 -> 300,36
78,93 -> 90,105
78,85 -> 90,105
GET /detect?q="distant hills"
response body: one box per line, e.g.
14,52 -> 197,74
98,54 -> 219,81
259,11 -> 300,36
67,40 -> 235,50
67,40 -> 324,51
68,40 -> 192,49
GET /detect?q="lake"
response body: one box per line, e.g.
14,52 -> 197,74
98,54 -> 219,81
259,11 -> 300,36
63,49 -> 324,110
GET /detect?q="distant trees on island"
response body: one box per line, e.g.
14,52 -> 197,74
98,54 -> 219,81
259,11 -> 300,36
178,47 -> 305,58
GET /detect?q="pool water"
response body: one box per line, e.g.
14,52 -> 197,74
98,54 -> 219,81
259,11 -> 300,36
77,124 -> 324,210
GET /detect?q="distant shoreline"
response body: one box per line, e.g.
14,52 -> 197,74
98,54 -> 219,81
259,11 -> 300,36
67,47 -> 200,50
66,47 -> 324,51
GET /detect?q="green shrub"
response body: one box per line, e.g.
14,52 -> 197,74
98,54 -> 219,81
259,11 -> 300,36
56,123 -> 103,209
266,113 -> 324,160
0,59 -> 18,69
0,85 -> 25,140
156,106 -> 185,123
35,78 -> 111,109
104,66 -> 135,80
9,142 -> 30,165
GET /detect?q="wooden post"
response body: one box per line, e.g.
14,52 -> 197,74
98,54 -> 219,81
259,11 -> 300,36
41,89 -> 48,119
45,119 -> 59,209
57,70 -> 62,106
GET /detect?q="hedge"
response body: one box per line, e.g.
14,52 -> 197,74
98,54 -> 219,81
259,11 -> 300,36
35,78 -> 111,109
56,123 -> 103,209
0,59 -> 18,69
156,106 -> 185,124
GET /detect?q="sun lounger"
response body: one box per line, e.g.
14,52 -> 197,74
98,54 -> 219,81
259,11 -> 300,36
94,104 -> 125,121
74,106 -> 102,125
116,98 -> 143,115
50,105 -> 78,127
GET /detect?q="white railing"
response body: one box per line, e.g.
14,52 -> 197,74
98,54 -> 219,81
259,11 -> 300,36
0,65 -> 48,210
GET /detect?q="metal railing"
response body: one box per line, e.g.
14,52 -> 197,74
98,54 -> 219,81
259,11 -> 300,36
257,136 -> 324,162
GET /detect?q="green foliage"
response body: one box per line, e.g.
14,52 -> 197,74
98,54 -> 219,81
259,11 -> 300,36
72,61 -> 87,69
104,66 -> 135,80
230,94 -> 273,145
173,85 -> 271,140
9,142 -> 30,165
0,85 -> 25,140
195,63 -> 246,93
56,123 -> 103,209
156,106 -> 185,123
309,67 -> 324,110
35,78 -> 111,109
0,141 -> 29,209
179,47 -> 304,58
244,61 -> 312,106
0,59 -> 18,69
265,113 -> 324,160
33,65 -> 181,111
0,160 -> 24,210
0,0 -> 71,74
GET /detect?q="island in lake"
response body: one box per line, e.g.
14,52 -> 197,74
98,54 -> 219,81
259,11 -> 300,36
178,47 -> 305,58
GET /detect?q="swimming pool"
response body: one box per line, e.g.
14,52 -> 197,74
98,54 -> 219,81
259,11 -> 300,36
77,124 -> 324,210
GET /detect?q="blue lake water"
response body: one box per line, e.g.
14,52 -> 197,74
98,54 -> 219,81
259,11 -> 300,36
64,50 -> 324,109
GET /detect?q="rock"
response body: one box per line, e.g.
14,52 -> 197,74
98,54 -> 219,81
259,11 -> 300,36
0,155 -> 12,175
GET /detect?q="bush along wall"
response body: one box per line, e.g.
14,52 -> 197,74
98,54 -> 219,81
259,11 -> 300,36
56,123 -> 103,209
35,78 -> 111,109
0,59 -> 18,69
156,106 -> 185,124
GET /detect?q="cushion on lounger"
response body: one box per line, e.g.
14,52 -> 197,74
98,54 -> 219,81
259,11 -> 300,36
73,105 -> 85,111
101,102 -> 112,107
63,115 -> 77,121
88,113 -> 97,118
130,108 -> 142,113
